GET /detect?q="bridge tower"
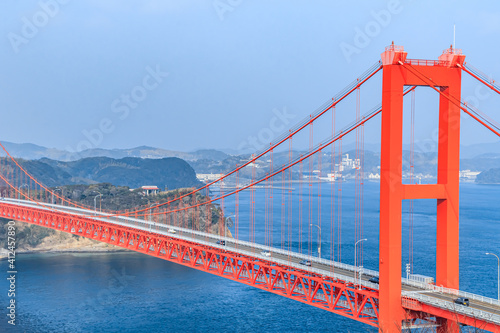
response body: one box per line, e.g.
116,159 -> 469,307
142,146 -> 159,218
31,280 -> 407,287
378,44 -> 465,332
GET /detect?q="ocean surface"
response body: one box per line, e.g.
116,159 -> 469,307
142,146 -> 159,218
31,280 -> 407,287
0,182 -> 499,332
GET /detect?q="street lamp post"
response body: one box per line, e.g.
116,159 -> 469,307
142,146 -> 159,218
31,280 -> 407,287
93,192 -> 102,215
354,238 -> 368,287
486,252 -> 500,301
358,266 -> 364,287
310,224 -> 321,258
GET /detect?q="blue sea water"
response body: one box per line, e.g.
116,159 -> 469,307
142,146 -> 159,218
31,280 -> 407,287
0,183 -> 499,332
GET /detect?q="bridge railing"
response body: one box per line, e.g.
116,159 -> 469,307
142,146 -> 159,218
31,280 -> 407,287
6,199 -> 378,279
81,207 -> 500,309
404,59 -> 447,66
7,198 -> 500,313
426,285 -> 500,308
402,291 -> 500,325
7,198 -> 383,291
37,197 -> 500,322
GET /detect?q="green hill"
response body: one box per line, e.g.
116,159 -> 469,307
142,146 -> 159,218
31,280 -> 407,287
476,168 -> 500,184
13,156 -> 201,190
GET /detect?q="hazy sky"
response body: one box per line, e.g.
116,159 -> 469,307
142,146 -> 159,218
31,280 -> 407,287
1,0 -> 499,153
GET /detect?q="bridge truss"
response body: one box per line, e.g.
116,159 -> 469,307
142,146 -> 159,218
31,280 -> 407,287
1,44 -> 500,332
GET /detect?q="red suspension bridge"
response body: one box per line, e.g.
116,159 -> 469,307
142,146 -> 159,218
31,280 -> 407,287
2,44 -> 500,332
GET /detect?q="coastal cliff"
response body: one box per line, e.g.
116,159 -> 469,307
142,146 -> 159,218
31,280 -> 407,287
0,219 -> 121,259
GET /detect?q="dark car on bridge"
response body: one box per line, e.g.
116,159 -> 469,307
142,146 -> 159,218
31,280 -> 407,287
369,276 -> 379,284
215,240 -> 225,246
454,297 -> 470,307
299,260 -> 311,266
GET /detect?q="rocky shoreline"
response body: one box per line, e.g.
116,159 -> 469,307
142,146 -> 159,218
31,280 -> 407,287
0,246 -> 130,261
0,243 -> 128,260
0,219 -> 128,260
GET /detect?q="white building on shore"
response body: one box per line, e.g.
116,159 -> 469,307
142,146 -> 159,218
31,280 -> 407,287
197,173 -> 225,183
459,170 -> 480,180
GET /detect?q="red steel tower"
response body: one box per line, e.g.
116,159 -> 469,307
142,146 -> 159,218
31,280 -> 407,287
379,43 -> 465,332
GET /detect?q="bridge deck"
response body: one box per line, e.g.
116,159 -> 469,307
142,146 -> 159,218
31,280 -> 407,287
2,198 -> 500,330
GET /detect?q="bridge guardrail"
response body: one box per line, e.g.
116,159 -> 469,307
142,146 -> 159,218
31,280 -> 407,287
425,285 -> 500,308
38,195 -> 500,322
402,291 -> 500,325
6,198 -> 500,314
6,198 -> 379,278
234,267 -> 377,317
21,199 -> 381,290
85,208 -> 500,310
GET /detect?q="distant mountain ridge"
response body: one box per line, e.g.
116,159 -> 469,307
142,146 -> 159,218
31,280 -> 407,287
1,140 -> 498,162
1,141 -> 499,179
0,141 -> 230,162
